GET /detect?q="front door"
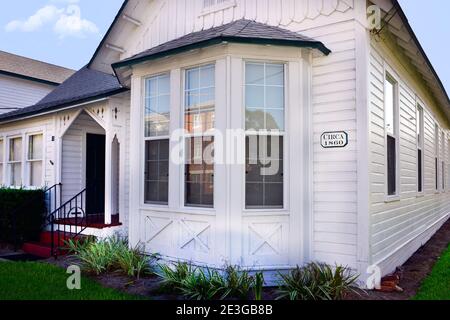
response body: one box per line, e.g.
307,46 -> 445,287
86,133 -> 106,216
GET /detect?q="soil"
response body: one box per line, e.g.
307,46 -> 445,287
345,219 -> 450,300
43,219 -> 450,300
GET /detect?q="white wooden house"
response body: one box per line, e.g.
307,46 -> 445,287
0,51 -> 74,114
0,0 -> 449,285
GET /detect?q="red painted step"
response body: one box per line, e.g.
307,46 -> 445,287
22,242 -> 53,258
22,231 -> 84,258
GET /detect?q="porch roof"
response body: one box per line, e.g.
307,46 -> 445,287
112,19 -> 331,73
0,66 -> 127,123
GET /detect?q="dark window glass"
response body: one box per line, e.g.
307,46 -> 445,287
442,161 -> 445,190
435,157 -> 439,191
144,140 -> 169,204
418,149 -> 423,193
245,135 -> 283,209
185,137 -> 214,207
387,135 -> 396,196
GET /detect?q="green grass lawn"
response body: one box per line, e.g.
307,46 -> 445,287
414,245 -> 450,300
0,261 -> 143,300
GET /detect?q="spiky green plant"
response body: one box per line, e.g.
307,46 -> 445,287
276,262 -> 359,300
254,272 -> 264,301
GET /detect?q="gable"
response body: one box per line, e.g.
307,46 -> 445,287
89,0 -> 356,74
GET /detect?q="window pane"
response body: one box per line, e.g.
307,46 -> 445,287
144,140 -> 169,204
416,106 -> 422,145
418,149 -> 422,193
245,62 -> 285,131
185,137 -> 214,207
11,163 -> 22,186
145,74 -> 170,137
10,137 -> 22,162
387,135 -> 396,196
245,135 -> 283,209
385,77 -> 395,136
0,140 -> 3,161
442,161 -> 445,190
0,164 -> 3,184
185,64 -> 215,133
30,161 -> 43,187
29,134 -> 43,160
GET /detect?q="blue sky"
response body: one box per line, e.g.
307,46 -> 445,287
0,0 -> 448,94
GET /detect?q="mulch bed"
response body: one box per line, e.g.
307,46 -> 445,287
42,219 -> 450,300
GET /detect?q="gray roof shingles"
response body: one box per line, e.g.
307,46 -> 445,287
0,50 -> 75,85
0,66 -> 126,122
113,19 -> 330,68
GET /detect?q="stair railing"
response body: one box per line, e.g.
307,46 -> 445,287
47,188 -> 87,257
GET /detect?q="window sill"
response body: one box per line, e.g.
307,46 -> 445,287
384,195 -> 400,203
416,192 -> 425,198
140,205 -> 216,216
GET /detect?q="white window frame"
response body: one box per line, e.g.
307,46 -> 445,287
0,138 -> 4,186
26,132 -> 44,188
416,104 -> 424,196
182,62 -> 216,210
243,60 -> 288,211
143,72 -> 171,207
384,70 -> 400,201
7,135 -> 24,188
434,123 -> 440,194
201,0 -> 236,15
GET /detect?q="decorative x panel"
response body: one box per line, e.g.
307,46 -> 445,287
249,223 -> 283,256
145,216 -> 173,243
179,219 -> 211,253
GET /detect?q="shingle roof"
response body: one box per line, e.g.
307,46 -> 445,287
0,50 -> 75,85
113,19 -> 331,69
0,67 -> 126,122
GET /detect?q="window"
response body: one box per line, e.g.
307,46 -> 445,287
203,0 -> 234,10
416,105 -> 424,193
8,137 -> 22,186
144,73 -> 170,204
184,64 -> 215,208
442,131 -> 445,191
27,134 -> 43,187
385,74 -> 398,196
0,139 -> 3,184
245,62 -> 285,209
435,124 -> 439,191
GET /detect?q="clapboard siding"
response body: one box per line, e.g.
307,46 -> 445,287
0,74 -> 54,114
310,20 -> 358,268
369,43 -> 450,272
117,0 -> 356,62
61,112 -> 104,203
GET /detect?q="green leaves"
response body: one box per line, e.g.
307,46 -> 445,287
66,236 -> 158,278
156,263 -> 265,300
276,262 -> 359,301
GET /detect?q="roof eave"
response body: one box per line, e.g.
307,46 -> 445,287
0,87 -> 129,124
0,70 -> 61,86
112,36 -> 331,70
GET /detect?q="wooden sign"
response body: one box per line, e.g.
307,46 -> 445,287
321,131 -> 348,148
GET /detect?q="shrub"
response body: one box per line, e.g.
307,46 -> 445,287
276,262 -> 359,300
156,262 -> 265,300
66,236 -> 157,278
0,188 -> 46,245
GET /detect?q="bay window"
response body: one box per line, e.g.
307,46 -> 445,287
27,134 -> 43,187
416,105 -> 424,193
385,74 -> 398,196
245,62 -> 285,209
144,73 -> 170,204
9,137 -> 22,187
184,64 -> 215,208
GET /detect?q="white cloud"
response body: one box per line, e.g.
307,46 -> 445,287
5,3 -> 99,39
54,5 -> 99,39
5,5 -> 63,32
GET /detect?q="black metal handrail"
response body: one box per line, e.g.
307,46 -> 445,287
47,188 -> 87,257
11,183 -> 62,251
